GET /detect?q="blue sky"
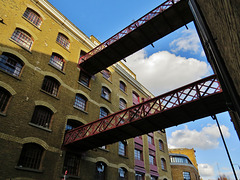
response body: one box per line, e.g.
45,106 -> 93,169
48,0 -> 240,179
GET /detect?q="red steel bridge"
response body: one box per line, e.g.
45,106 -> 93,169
64,75 -> 227,151
63,0 -> 229,151
79,0 -> 193,75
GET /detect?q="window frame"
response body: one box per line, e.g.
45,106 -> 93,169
183,171 -> 191,180
11,28 -> 33,51
49,53 -> 65,71
119,141 -> 127,157
102,69 -> 111,81
134,149 -> 143,161
101,86 -> 111,101
56,33 -> 70,50
96,162 -> 106,180
119,98 -> 127,110
120,81 -> 126,92
0,87 -> 11,114
23,8 -> 42,28
159,139 -> 164,151
0,53 -> 24,78
74,94 -> 87,112
30,105 -> 53,129
161,158 -> 167,171
41,76 -> 60,97
119,167 -> 128,180
17,143 -> 44,170
79,71 -> 91,88
62,152 -> 81,177
132,91 -> 140,105
99,107 -> 109,119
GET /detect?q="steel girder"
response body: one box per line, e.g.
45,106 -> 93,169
64,75 -> 223,146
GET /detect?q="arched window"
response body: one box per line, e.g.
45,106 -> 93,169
99,107 -> 109,119
161,158 -> 167,171
17,143 -> 44,170
79,71 -> 91,87
102,69 -> 111,81
119,167 -> 128,180
62,152 -> 81,176
96,161 -> 107,180
120,81 -> 126,92
101,87 -> 111,101
159,140 -> 164,151
132,91 -> 140,105
119,141 -> 127,156
119,98 -> 127,110
11,28 -> 33,50
74,94 -> 87,111
56,33 -> 70,50
0,52 -> 24,77
49,53 -> 65,71
41,76 -> 60,97
0,87 -> 11,113
23,8 -> 42,28
65,119 -> 84,131
30,106 -> 53,128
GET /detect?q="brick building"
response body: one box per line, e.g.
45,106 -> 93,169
169,149 -> 200,180
0,0 -> 172,179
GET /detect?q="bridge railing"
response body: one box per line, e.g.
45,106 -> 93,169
64,75 -> 222,145
78,0 -> 181,64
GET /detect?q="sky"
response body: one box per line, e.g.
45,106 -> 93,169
48,0 -> 240,179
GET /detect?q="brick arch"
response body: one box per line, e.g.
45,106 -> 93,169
0,81 -> 16,95
34,100 -> 57,113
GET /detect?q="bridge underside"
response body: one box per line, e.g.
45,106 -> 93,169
80,0 -> 194,75
65,91 -> 227,151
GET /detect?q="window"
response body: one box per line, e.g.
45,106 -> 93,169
169,156 -> 192,164
74,94 -> 87,111
101,87 -> 111,101
17,143 -> 44,170
49,53 -> 65,71
159,140 -> 164,151
132,91 -> 140,105
161,158 -> 167,171
96,162 -> 106,180
79,71 -> 91,87
99,107 -> 109,119
0,87 -> 11,113
149,155 -> 155,165
119,98 -> 127,110
135,172 -> 144,180
151,176 -> 158,180
30,106 -> 53,128
11,28 -> 33,50
120,81 -> 126,92
102,69 -> 111,81
62,152 -> 81,176
119,167 -> 127,180
134,149 -> 142,161
119,141 -> 127,156
183,172 -> 191,180
41,76 -> 60,97
148,135 -> 154,145
56,33 -> 70,50
23,8 -> 42,28
65,119 -> 84,131
0,53 -> 24,77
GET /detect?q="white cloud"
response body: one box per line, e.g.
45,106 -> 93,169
170,29 -> 201,54
124,49 -> 211,95
168,124 -> 230,150
199,164 -> 215,178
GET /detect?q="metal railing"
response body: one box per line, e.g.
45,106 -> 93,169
64,75 -> 222,145
78,0 -> 180,64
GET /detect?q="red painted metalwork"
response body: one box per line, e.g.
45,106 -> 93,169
64,75 -> 222,145
78,0 -> 180,65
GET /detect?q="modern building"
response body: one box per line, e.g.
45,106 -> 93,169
0,0 -> 172,179
169,148 -> 200,180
